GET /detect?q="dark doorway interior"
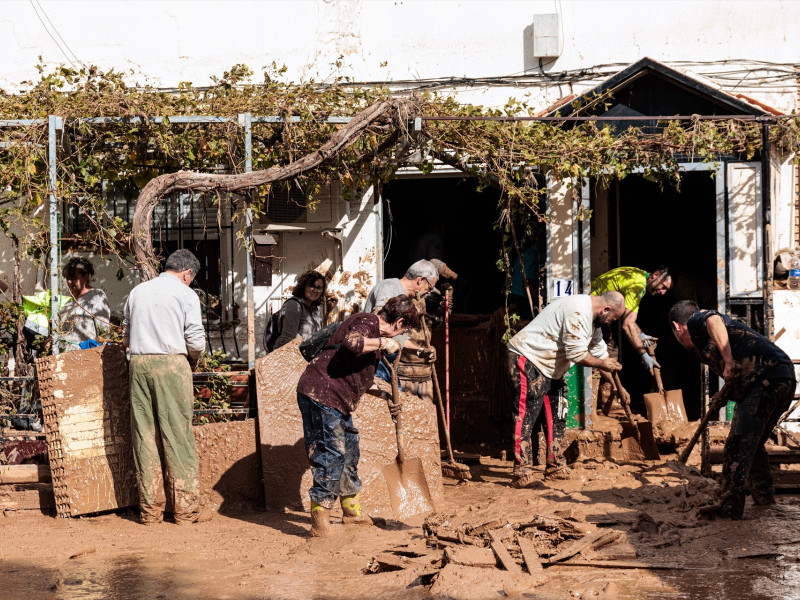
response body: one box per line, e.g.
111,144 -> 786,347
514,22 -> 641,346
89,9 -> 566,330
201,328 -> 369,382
381,177 -> 506,314
609,171 -> 717,420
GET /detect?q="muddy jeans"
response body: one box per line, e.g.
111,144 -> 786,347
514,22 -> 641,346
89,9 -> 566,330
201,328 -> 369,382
721,378 -> 796,518
297,393 -> 362,509
130,354 -> 200,522
507,350 -> 567,473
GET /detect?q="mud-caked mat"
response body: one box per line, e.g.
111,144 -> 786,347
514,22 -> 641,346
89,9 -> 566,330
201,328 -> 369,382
36,344 -> 137,517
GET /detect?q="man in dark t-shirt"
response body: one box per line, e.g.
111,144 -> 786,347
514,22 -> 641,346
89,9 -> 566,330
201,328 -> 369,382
297,295 -> 420,537
669,300 -> 796,519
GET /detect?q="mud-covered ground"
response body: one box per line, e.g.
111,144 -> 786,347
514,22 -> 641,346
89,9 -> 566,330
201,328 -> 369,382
2,456 -> 800,600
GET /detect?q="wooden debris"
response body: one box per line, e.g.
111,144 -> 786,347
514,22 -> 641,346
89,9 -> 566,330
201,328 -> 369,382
516,536 -> 547,586
466,519 -> 508,537
516,536 -> 544,575
444,546 -> 498,568
69,546 -> 96,559
545,530 -> 607,564
488,531 -> 521,574
0,464 -> 51,485
549,559 -> 686,570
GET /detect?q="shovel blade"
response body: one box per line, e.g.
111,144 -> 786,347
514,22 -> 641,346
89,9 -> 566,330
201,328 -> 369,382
382,457 -> 435,519
619,422 -> 660,461
644,390 -> 688,426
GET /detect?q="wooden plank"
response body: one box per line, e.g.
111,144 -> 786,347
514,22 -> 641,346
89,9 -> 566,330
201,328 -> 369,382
517,536 -> 544,575
547,559 -> 687,570
489,531 -> 522,574
0,483 -> 55,510
545,530 -> 606,564
444,546 -> 497,567
0,464 -> 51,484
709,445 -> 800,465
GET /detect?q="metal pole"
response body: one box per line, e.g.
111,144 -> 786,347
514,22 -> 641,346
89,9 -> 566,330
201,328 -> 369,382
48,116 -> 62,354
761,122 -> 774,339
239,113 -> 256,369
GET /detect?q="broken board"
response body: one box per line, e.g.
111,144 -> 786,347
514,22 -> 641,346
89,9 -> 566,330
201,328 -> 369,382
255,338 -> 443,517
36,345 -> 137,517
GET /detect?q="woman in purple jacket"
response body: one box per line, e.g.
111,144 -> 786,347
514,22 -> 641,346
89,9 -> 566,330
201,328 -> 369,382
297,295 -> 419,537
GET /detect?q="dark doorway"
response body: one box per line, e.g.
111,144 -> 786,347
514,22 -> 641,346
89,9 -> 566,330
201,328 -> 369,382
608,171 -> 717,420
381,177 -> 507,314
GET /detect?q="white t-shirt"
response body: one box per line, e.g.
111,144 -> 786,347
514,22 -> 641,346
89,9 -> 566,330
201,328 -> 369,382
508,295 -> 607,380
123,273 -> 206,360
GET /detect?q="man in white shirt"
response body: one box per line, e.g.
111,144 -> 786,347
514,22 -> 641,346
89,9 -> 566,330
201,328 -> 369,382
507,292 -> 625,487
363,260 -> 439,386
124,249 -> 210,525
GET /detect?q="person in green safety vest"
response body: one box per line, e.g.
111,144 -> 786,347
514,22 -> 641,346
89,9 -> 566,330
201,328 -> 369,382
590,266 -> 673,407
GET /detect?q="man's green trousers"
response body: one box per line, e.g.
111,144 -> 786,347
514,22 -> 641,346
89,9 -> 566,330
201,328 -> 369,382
130,354 -> 200,522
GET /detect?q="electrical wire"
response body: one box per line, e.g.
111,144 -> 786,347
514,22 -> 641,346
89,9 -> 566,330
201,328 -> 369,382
28,0 -> 82,68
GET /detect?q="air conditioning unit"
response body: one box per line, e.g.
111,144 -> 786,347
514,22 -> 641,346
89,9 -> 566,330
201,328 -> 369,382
258,182 -> 343,231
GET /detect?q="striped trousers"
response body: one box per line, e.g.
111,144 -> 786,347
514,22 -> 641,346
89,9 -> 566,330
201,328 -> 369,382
506,350 -> 567,473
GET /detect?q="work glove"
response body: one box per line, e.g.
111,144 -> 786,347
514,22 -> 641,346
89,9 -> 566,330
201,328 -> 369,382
416,347 -> 437,363
381,337 -> 401,355
640,352 -> 661,375
601,358 -> 623,373
639,332 -> 658,348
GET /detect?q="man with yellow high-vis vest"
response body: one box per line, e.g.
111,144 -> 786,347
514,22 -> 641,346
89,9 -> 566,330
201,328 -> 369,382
590,266 -> 673,404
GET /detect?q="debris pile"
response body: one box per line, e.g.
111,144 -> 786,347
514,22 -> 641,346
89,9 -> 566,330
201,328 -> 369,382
366,511 -> 633,597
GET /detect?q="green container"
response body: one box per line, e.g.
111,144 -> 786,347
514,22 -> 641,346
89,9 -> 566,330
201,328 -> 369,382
726,400 -> 736,422
565,364 -> 584,429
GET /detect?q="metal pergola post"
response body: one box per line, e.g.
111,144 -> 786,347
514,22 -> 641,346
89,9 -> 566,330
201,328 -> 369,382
238,113 -> 256,369
48,115 -> 62,354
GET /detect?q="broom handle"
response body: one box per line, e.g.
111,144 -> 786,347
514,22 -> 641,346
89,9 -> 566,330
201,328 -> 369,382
445,295 -> 450,433
421,318 -> 457,463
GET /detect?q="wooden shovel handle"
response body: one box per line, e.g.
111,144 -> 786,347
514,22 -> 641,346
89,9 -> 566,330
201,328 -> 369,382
612,371 -> 640,442
677,382 -> 732,464
381,353 -> 406,463
646,344 -> 665,395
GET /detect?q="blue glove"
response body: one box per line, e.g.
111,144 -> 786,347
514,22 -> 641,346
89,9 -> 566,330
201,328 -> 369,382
79,339 -> 102,350
640,352 -> 660,375
639,332 -> 658,347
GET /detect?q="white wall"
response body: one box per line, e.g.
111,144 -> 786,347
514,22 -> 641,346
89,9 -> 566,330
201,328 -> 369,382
2,1 -> 798,111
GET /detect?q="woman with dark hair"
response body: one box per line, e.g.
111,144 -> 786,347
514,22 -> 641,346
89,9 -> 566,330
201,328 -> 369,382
268,270 -> 326,351
296,294 -> 420,537
58,257 -> 111,351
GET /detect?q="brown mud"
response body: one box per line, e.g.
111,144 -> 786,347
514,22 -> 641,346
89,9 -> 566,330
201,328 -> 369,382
3,454 -> 800,599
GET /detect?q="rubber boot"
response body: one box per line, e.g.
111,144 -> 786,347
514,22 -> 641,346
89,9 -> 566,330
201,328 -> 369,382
340,494 -> 373,526
310,502 -> 332,537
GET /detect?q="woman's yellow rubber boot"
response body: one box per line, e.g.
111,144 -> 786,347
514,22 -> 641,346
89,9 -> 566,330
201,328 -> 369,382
310,502 -> 332,537
341,493 -> 373,526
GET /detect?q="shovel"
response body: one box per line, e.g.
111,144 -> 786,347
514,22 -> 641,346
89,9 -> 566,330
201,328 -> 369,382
643,343 -> 688,427
381,354 -> 435,519
612,371 -> 660,460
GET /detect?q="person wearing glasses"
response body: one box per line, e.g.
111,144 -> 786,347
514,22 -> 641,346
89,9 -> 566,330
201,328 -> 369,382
363,260 -> 439,385
266,270 -> 327,352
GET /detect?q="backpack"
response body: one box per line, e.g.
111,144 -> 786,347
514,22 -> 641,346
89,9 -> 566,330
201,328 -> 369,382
298,322 -> 342,362
263,297 -> 302,353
